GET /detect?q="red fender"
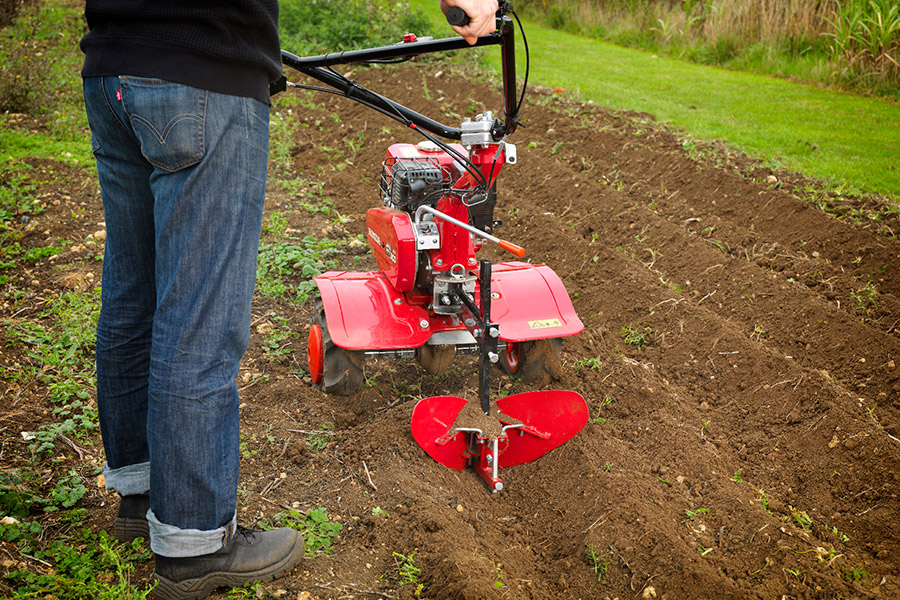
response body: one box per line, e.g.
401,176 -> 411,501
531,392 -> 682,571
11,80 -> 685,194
313,262 -> 582,351
488,262 -> 583,341
313,271 -> 431,350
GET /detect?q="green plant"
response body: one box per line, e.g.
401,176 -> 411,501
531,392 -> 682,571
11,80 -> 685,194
492,563 -> 506,590
732,471 -> 742,482
850,279 -> 878,310
262,315 -> 297,359
256,235 -> 344,303
305,421 -> 334,452
585,544 -> 613,583
685,508 -> 710,521
262,507 -> 342,556
793,510 -> 813,532
224,582 -> 268,599
0,161 -> 42,226
392,551 -> 422,586
1,521 -> 154,599
620,323 -> 653,349
573,356 -> 603,372
372,506 -> 389,517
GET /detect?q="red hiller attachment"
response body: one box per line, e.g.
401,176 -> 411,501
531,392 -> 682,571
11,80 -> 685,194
411,390 -> 588,491
409,260 -> 588,492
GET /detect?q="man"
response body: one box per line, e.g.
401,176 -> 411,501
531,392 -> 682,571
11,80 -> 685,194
80,1 -> 498,598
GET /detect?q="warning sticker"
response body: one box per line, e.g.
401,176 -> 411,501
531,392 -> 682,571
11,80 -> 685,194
528,318 -> 562,330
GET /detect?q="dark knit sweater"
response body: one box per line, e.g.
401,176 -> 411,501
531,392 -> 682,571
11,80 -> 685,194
80,0 -> 281,105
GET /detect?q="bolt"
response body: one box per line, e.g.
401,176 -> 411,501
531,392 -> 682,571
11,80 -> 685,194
419,319 -> 429,329
440,294 -> 451,305
494,481 -> 503,491
473,329 -> 482,339
485,453 -> 493,465
488,326 -> 500,338
491,292 -> 499,299
468,258 -> 477,265
435,259 -> 444,266
464,318 -> 475,327
393,298 -> 403,305
488,352 -> 499,363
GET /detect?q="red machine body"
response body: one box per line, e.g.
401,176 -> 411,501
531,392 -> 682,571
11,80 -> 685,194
366,207 -> 417,292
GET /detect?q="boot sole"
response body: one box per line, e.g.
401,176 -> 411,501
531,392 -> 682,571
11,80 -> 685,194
150,540 -> 305,600
115,517 -> 150,543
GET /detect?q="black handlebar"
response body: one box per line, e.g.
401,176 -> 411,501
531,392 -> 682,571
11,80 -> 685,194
445,6 -> 469,27
280,10 -> 519,142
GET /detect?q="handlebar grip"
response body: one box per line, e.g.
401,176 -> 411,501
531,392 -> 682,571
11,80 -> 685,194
445,6 -> 470,27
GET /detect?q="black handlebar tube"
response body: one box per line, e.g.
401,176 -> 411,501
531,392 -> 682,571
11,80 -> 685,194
280,17 -> 517,141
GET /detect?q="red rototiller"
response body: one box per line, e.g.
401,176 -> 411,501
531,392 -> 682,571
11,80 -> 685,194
278,3 -> 588,491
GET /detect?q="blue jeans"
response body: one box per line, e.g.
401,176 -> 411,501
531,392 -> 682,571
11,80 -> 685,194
83,76 -> 269,557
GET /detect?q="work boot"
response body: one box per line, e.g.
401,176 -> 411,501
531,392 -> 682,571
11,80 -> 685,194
114,493 -> 150,543
151,526 -> 305,600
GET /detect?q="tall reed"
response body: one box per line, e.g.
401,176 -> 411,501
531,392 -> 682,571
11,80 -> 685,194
518,0 -> 899,96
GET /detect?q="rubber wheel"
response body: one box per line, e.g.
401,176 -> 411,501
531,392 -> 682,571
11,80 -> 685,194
416,344 -> 456,375
308,304 -> 364,396
500,338 -> 564,387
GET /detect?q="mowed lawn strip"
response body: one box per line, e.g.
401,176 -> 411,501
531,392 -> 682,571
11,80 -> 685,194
422,6 -> 900,198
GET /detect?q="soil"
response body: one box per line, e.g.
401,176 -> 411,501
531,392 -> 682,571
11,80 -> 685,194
3,59 -> 899,600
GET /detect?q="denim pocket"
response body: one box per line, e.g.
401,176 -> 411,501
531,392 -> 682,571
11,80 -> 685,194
120,77 -> 206,172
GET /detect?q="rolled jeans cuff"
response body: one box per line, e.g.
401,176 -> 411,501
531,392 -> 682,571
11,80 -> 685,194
149,509 -> 237,557
103,461 -> 150,496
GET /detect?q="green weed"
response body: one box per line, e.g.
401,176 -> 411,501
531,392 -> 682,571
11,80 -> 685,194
850,279 -> 878,311
620,323 -> 653,349
305,421 -> 334,452
585,544 -> 613,583
261,507 -> 342,556
391,551 -> 422,586
0,161 -> 42,227
684,508 -> 710,521
0,520 -> 154,599
256,236 -> 344,303
573,356 -> 603,373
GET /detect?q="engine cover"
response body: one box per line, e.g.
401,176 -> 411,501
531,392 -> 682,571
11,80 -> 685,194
366,206 -> 416,292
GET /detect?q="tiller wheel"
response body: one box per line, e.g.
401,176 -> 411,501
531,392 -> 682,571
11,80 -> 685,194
410,261 -> 588,492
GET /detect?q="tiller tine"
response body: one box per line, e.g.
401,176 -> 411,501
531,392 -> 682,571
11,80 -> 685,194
411,391 -> 588,491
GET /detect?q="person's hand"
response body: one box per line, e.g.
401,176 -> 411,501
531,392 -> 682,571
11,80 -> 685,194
441,0 -> 498,44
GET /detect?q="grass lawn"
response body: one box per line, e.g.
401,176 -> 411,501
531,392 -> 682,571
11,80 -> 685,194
420,5 -> 900,198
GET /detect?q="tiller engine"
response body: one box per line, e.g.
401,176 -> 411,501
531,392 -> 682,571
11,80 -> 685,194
279,3 -> 588,491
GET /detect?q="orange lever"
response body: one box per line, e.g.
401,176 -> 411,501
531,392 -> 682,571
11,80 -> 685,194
498,239 -> 526,257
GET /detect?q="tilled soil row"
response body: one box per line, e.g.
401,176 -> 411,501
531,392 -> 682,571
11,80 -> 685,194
258,64 -> 898,599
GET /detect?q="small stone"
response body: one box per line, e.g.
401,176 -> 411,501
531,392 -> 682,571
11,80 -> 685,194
766,175 -> 778,184
456,504 -> 464,513
642,586 -> 657,599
